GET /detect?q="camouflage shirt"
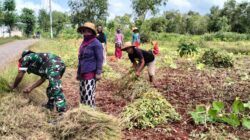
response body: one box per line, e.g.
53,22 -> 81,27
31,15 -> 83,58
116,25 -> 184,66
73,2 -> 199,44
18,53 -> 65,79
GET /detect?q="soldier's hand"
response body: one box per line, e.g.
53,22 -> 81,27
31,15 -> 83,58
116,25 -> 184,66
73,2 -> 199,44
23,87 -> 32,94
95,74 -> 102,81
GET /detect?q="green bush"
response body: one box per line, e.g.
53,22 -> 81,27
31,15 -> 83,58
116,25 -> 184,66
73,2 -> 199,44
120,91 -> 180,129
58,28 -> 81,39
177,41 -> 198,57
190,98 -> 250,130
199,49 -> 234,68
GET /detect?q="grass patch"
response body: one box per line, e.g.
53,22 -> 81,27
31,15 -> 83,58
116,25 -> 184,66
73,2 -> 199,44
30,39 -> 79,68
102,64 -> 121,80
0,37 -> 16,45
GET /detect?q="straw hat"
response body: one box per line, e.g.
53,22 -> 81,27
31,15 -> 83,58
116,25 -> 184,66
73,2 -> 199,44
132,27 -> 138,32
121,42 -> 135,51
77,22 -> 97,35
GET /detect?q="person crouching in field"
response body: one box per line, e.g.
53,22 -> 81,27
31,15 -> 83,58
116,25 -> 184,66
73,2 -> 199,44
77,22 -> 103,107
122,42 -> 155,83
10,50 -> 67,113
114,28 -> 124,59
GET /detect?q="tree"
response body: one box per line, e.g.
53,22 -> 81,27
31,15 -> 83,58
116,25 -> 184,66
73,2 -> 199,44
186,11 -> 208,35
3,0 -> 16,37
68,0 -> 108,26
221,0 -> 238,32
52,11 -> 68,37
114,14 -> 132,29
165,11 -> 186,34
208,6 -> 222,32
0,2 -> 4,25
20,8 -> 36,37
131,0 -> 167,20
38,9 -> 50,32
149,17 -> 166,32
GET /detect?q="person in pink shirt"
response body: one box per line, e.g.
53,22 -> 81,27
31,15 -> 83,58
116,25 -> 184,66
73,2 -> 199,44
114,28 -> 124,59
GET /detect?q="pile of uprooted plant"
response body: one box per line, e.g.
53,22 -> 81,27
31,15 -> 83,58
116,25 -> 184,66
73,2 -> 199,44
0,93 -> 122,140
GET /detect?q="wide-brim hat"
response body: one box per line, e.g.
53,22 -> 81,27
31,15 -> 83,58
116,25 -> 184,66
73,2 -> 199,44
121,42 -> 135,51
132,27 -> 138,32
77,22 -> 97,35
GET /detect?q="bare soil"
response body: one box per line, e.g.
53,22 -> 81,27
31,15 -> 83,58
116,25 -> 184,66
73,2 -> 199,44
62,56 -> 250,140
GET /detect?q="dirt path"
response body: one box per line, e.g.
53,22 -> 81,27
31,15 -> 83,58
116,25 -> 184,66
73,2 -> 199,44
0,39 -> 38,70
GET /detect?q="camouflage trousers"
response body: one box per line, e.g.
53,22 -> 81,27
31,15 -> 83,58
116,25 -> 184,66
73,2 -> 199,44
46,63 -> 67,112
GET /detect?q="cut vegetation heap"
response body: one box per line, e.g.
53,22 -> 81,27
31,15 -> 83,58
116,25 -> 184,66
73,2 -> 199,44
121,91 -> 180,130
0,95 -> 122,140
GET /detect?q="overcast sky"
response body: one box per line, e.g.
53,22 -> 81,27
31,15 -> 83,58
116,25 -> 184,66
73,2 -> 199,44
15,0 -> 247,19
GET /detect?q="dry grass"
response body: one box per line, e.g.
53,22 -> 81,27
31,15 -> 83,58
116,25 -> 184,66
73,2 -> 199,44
0,94 -> 122,140
54,105 -> 122,140
0,95 -> 52,140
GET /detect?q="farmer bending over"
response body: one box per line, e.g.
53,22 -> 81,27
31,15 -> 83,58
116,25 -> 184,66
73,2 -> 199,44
122,42 -> 155,83
10,50 -> 67,113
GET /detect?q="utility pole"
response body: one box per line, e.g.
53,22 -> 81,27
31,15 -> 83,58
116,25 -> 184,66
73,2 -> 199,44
49,0 -> 53,39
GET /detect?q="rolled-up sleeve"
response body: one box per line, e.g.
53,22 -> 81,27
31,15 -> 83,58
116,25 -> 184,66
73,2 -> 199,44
18,56 -> 31,72
94,42 -> 104,74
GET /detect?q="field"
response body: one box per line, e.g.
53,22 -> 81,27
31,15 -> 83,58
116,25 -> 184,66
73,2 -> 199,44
1,36 -> 250,139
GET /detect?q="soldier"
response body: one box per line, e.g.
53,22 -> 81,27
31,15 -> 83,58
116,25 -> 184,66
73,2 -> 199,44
10,50 -> 67,113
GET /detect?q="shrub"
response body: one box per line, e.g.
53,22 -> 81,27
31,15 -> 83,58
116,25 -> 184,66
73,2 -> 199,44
177,41 -> 198,57
58,28 -> 81,39
140,33 -> 150,43
120,91 -> 180,129
199,49 -> 234,68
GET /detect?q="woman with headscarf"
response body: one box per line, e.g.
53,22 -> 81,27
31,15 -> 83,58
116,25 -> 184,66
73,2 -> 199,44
77,22 -> 104,107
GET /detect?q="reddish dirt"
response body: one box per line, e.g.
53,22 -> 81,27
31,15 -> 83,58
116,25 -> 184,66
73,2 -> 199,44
154,59 -> 250,139
62,56 -> 250,140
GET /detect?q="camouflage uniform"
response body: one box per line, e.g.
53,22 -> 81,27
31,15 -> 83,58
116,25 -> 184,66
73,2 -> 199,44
19,52 -> 67,112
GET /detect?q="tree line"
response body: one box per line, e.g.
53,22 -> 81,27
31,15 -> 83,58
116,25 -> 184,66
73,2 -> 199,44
0,0 -> 69,37
0,0 -> 249,38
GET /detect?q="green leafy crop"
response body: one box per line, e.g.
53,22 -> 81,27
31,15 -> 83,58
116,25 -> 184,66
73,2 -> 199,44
177,42 -> 198,57
190,98 -> 250,129
121,91 -> 180,129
